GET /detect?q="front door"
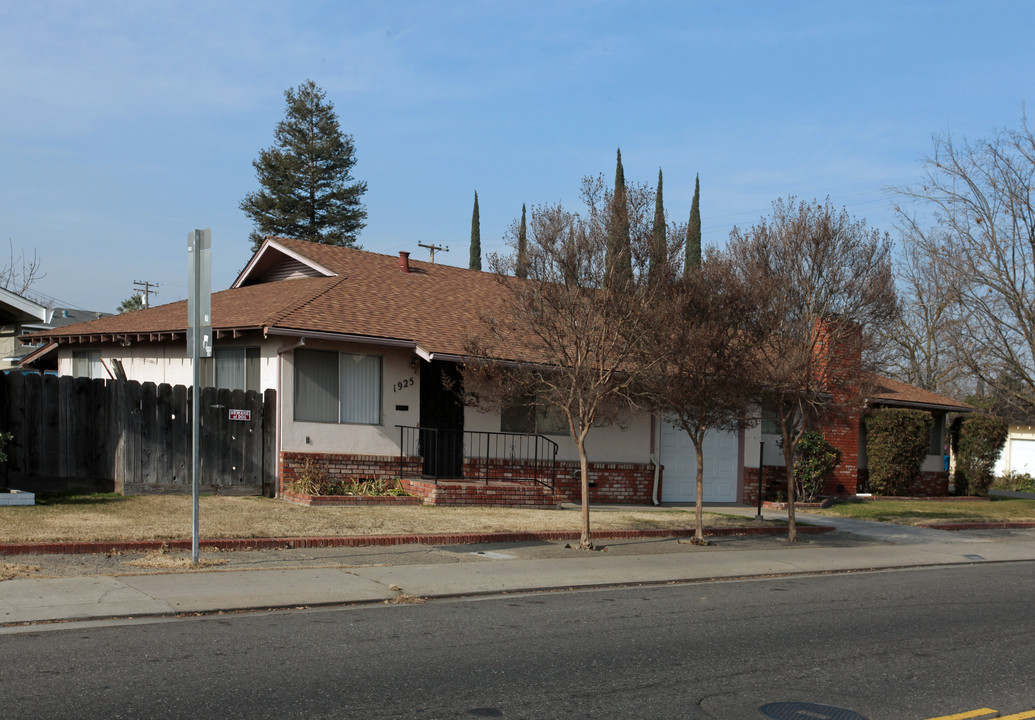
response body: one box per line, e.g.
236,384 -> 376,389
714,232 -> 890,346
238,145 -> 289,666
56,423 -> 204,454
418,360 -> 464,477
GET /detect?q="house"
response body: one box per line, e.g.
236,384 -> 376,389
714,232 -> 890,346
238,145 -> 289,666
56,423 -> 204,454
994,421 -> 1035,479
0,287 -> 111,371
19,237 -> 971,504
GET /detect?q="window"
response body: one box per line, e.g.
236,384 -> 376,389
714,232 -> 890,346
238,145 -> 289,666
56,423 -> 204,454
761,405 -> 781,435
201,347 -> 261,392
294,349 -> 382,425
761,403 -> 797,436
72,350 -> 104,379
501,398 -> 567,435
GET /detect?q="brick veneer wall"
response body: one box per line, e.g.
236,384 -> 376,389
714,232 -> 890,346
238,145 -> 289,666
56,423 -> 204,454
552,461 -> 658,504
907,470 -> 949,497
743,465 -> 789,506
813,319 -> 864,497
279,452 -> 658,506
400,478 -> 560,508
857,468 -> 949,497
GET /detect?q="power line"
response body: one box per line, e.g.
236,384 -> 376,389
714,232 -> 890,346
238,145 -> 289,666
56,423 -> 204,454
133,280 -> 160,309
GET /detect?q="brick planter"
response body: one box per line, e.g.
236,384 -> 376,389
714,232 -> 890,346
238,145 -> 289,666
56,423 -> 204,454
281,490 -> 421,507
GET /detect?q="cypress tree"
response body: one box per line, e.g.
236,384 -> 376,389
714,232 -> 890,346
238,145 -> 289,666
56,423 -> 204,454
607,148 -> 634,289
516,203 -> 529,279
470,191 -> 482,270
685,174 -> 702,272
240,80 -> 367,251
649,168 -> 667,284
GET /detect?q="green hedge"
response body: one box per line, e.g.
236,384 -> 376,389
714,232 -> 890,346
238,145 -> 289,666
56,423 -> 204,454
864,408 -> 932,496
793,431 -> 841,501
951,414 -> 1008,496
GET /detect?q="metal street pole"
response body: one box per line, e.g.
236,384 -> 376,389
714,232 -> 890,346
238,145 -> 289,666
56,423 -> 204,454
756,441 -> 765,520
187,230 -> 212,564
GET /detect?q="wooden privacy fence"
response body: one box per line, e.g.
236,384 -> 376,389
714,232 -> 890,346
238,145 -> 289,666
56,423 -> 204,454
0,373 -> 276,495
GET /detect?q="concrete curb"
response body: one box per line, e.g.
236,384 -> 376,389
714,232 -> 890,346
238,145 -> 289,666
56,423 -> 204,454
916,521 -> 1035,531
0,525 -> 834,556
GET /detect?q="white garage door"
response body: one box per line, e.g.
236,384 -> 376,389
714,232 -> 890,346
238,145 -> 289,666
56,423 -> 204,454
1010,439 -> 1035,474
660,422 -> 739,502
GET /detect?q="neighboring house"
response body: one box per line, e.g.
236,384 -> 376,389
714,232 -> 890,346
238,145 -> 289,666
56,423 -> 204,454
994,424 -> 1035,478
1,288 -> 111,372
20,237 -> 971,505
0,287 -> 49,370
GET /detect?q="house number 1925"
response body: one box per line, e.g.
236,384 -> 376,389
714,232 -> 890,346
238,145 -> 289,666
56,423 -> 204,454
393,377 -> 414,392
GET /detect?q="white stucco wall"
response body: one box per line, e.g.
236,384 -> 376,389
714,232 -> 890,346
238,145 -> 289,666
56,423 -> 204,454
57,338 -> 279,390
742,407 -> 782,468
279,340 -> 418,456
55,338 -> 654,463
465,405 -> 651,465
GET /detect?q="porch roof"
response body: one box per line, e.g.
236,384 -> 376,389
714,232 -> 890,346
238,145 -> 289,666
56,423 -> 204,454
867,375 -> 973,413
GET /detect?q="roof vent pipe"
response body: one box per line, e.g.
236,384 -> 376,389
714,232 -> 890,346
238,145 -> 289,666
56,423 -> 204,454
399,251 -> 411,273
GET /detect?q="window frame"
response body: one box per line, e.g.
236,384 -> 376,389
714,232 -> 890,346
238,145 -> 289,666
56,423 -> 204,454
501,397 -> 568,436
293,348 -> 383,426
202,346 -> 261,392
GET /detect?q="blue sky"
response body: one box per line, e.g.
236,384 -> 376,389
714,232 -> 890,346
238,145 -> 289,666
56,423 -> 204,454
2,1 -> 1032,312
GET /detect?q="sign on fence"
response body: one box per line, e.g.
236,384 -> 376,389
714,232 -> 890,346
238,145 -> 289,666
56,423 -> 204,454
229,409 -> 251,421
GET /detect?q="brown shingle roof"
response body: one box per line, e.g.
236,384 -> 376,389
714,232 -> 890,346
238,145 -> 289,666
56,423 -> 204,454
867,374 -> 973,412
23,238 -> 513,358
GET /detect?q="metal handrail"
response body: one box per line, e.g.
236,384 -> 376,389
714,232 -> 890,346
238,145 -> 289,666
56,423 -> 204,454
397,426 -> 558,490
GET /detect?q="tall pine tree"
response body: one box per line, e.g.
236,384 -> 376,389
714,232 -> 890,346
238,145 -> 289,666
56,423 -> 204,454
648,168 -> 667,284
606,148 -> 634,289
241,80 -> 367,251
516,203 -> 529,279
685,174 -> 702,272
470,191 -> 482,270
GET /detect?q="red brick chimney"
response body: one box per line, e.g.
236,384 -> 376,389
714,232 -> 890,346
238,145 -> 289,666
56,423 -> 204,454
399,251 -> 411,273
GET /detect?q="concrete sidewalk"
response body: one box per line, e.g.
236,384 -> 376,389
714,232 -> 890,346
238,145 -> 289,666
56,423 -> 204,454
3,509 -> 1035,629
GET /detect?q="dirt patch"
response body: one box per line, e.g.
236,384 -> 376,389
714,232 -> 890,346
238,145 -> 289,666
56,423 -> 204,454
121,549 -> 229,570
0,562 -> 42,581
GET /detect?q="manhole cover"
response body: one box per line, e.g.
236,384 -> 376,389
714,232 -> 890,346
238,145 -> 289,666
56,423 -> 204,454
759,702 -> 867,720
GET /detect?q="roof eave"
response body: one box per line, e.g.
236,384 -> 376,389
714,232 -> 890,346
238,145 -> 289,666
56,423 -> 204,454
867,398 -> 974,413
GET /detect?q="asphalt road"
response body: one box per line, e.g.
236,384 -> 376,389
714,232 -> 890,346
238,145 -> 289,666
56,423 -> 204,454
4,562 -> 1034,720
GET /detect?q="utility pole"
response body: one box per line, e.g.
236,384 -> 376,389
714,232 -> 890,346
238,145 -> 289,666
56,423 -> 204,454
417,242 -> 449,264
133,280 -> 160,309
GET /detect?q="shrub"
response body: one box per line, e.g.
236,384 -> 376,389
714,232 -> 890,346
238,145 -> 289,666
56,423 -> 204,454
952,414 -> 1009,496
864,408 -> 932,496
287,459 -> 411,497
793,431 -> 841,501
995,470 -> 1035,493
287,457 -> 330,495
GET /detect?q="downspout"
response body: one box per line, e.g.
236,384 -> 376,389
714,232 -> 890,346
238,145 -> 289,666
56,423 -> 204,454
275,336 -> 306,498
650,413 -> 661,505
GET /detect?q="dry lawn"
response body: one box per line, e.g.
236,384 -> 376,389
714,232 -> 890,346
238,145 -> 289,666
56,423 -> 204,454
0,494 -> 761,544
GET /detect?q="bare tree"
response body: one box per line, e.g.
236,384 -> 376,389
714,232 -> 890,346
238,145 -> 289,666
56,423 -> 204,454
728,198 -> 898,541
466,179 -> 669,550
880,229 -> 968,396
0,241 -> 45,297
642,250 -> 763,543
895,118 -> 1035,412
